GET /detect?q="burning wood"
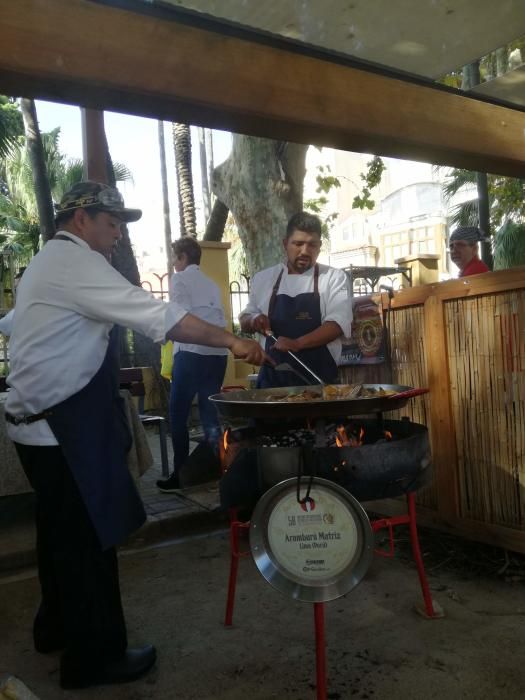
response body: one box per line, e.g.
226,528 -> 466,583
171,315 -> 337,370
335,425 -> 364,448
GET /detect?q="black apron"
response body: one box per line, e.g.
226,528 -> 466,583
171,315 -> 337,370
257,264 -> 338,389
46,325 -> 146,550
41,235 -> 146,550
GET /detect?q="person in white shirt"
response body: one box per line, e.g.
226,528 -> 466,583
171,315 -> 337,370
156,237 -> 229,493
239,211 -> 352,388
5,181 -> 266,691
0,267 -> 25,337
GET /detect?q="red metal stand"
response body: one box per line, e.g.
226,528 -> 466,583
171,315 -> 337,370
313,602 -> 327,700
224,509 -> 251,627
371,492 -> 436,617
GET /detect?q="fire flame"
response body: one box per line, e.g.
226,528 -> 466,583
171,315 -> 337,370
335,425 -> 364,448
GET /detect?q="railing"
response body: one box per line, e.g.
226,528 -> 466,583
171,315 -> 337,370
340,266 -> 525,553
344,264 -> 412,296
140,273 -> 170,301
229,274 -> 250,333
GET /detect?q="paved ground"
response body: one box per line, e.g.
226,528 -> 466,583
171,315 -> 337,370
0,427 -> 226,573
2,428 -> 525,699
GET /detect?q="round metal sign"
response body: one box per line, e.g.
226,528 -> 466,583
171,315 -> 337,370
250,477 -> 374,602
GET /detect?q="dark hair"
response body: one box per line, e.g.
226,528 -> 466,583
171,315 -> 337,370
171,237 -> 202,265
286,211 -> 322,239
55,206 -> 103,229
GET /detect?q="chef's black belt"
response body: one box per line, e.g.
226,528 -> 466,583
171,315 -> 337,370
5,410 -> 53,426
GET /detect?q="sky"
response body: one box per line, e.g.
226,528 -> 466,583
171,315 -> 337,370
35,99 -> 232,270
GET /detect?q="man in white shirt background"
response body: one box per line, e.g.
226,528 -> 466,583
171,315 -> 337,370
156,237 -> 229,493
220,212 -> 352,516
5,181 -> 266,691
239,211 -> 352,388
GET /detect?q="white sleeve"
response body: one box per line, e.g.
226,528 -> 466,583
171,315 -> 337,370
68,255 -> 187,343
239,270 -> 264,320
322,269 -> 352,337
0,309 -> 15,336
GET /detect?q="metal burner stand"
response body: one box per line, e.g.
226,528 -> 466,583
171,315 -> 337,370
216,390 -> 440,700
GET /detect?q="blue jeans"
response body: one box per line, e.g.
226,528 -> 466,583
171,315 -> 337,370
169,351 -> 227,475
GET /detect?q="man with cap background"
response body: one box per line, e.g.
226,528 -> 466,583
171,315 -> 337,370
4,181 -> 267,690
449,226 -> 490,277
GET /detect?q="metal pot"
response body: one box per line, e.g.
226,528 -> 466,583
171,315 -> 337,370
210,384 -> 427,420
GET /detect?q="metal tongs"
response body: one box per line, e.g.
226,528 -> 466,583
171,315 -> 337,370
265,331 -> 324,385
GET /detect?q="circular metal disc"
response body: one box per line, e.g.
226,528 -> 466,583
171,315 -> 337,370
250,477 -> 374,602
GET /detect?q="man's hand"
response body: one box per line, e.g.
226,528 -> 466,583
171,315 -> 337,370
252,314 -> 271,335
230,337 -> 270,366
273,336 -> 302,353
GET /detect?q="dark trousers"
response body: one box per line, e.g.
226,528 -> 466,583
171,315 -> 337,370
15,443 -> 128,678
169,351 -> 227,473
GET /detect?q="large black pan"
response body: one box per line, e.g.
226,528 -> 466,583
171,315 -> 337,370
209,384 -> 428,420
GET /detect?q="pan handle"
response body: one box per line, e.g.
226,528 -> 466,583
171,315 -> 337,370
389,388 -> 429,400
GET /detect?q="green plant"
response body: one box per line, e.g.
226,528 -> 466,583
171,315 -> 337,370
493,221 -> 525,269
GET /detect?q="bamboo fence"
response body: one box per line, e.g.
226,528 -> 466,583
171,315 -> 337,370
342,266 -> 525,553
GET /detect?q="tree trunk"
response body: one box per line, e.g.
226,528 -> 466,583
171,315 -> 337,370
198,127 -> 211,224
204,198 -> 229,241
212,136 -> 307,275
205,128 -> 214,199
172,123 -> 196,237
20,98 -> 56,244
158,120 -> 173,274
462,62 -> 493,269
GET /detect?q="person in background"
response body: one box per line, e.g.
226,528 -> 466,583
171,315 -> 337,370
449,226 -> 490,277
156,237 -> 228,493
4,181 -> 267,691
0,267 -> 26,336
239,211 -> 352,388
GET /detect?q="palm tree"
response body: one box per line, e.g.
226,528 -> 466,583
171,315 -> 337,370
0,127 -> 132,257
172,123 -> 196,237
20,98 -> 55,242
0,96 -> 23,160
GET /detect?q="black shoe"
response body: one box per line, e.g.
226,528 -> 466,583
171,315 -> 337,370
33,607 -> 65,653
156,473 -> 182,493
34,632 -> 65,654
60,645 -> 157,689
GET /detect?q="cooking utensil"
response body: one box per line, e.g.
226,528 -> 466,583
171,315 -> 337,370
274,362 -> 312,386
388,387 -> 429,400
210,383 -> 426,420
266,332 -> 324,385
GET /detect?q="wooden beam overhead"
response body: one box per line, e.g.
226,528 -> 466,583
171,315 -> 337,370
2,0 -> 525,177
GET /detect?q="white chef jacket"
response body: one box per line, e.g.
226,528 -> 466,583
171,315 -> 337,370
0,308 -> 14,336
169,264 -> 228,357
6,231 -> 187,446
240,263 -> 352,364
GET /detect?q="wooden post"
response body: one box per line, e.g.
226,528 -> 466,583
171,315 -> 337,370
423,294 -> 459,521
81,108 -> 108,183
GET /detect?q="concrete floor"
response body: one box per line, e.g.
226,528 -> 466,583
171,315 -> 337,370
2,528 -> 525,700
2,429 -> 525,699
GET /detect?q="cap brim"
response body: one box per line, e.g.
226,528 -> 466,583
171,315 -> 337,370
112,207 -> 142,223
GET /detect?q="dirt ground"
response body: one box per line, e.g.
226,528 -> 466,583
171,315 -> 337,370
1,526 -> 525,700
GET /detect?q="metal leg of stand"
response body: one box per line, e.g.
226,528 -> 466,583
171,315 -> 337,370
407,492 -> 436,617
158,419 -> 170,477
314,602 -> 327,700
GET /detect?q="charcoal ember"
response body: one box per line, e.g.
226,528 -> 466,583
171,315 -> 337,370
257,428 -> 315,447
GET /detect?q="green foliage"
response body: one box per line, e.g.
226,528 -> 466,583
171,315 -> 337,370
0,96 -> 23,159
493,221 -> 525,270
0,122 -> 133,259
352,156 -> 386,210
304,164 -> 340,238
443,168 -> 525,230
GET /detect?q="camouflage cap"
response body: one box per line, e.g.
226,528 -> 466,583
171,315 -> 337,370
449,226 -> 488,244
54,181 -> 142,223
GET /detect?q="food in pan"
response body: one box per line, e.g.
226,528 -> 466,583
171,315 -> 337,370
264,385 -> 398,403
